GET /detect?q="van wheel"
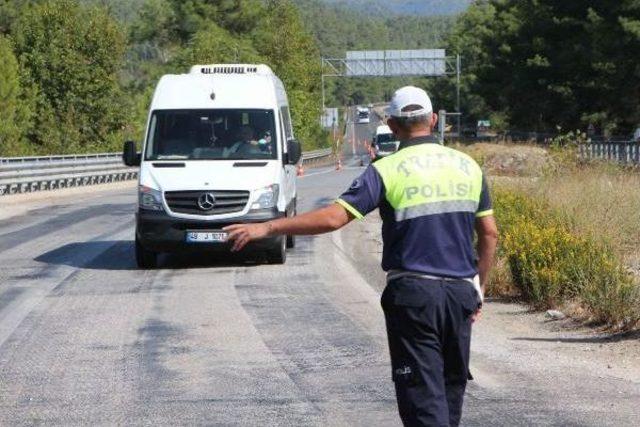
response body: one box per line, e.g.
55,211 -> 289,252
267,236 -> 287,264
136,237 -> 158,269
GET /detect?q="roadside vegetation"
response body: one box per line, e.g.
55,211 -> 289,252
463,142 -> 640,329
0,0 -> 324,156
441,1 -> 640,136
0,0 -> 461,157
3,1 -> 640,155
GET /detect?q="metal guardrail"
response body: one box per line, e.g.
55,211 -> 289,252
0,149 -> 334,196
301,148 -> 333,164
578,141 -> 640,165
0,152 -> 122,165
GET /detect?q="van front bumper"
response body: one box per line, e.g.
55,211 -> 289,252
136,208 -> 285,253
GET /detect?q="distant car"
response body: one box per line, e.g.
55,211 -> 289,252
371,125 -> 399,161
356,107 -> 370,124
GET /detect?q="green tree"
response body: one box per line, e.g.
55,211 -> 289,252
448,0 -> 640,134
168,0 -> 262,42
11,0 -> 127,153
0,0 -> 16,35
130,0 -> 176,54
438,1 -> 498,126
174,23 -> 263,68
0,35 -> 32,156
255,0 -> 324,147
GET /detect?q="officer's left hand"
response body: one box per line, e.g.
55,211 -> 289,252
224,223 -> 271,252
471,308 -> 482,323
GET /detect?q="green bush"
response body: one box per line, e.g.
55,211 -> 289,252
11,0 -> 127,154
494,187 -> 639,327
0,35 -> 33,156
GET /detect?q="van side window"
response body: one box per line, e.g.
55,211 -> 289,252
278,114 -> 287,149
280,106 -> 293,141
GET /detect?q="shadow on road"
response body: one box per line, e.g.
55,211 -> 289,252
512,329 -> 640,344
35,240 -> 137,271
0,203 -> 133,255
35,240 -> 285,271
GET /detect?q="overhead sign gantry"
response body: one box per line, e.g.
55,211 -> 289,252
321,49 -> 461,128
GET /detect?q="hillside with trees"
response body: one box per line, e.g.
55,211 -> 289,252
294,0 -> 456,107
0,0 -> 323,156
3,0 -> 635,156
322,0 -> 471,16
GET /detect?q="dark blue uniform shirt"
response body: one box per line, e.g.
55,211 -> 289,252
337,136 -> 492,279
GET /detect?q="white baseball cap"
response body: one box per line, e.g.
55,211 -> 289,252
387,86 -> 433,118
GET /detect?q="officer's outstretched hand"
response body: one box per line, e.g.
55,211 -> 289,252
224,223 -> 271,252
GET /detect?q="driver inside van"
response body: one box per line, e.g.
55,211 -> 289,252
224,125 -> 275,158
224,125 -> 258,156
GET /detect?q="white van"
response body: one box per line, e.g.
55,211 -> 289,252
123,64 -> 302,268
371,125 -> 400,160
356,107 -> 370,124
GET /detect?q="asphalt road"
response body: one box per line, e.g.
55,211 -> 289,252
0,113 -> 638,426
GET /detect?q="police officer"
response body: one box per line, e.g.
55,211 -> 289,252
225,86 -> 498,427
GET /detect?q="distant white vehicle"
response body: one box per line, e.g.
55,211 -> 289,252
123,64 -> 302,268
356,107 -> 370,124
371,125 -> 400,160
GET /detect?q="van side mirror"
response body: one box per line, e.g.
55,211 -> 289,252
123,140 -> 141,167
286,139 -> 302,165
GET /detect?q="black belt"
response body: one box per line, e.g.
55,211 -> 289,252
386,269 -> 474,284
386,270 -> 483,305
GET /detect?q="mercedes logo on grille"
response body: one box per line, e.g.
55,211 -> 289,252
197,193 -> 216,211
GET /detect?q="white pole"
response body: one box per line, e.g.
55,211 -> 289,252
321,73 -> 326,127
439,110 -> 446,144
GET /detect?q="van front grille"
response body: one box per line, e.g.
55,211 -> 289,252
164,190 -> 250,215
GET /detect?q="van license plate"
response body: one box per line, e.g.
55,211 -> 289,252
186,231 -> 228,243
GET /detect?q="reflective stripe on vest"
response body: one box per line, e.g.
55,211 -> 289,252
372,143 -> 484,221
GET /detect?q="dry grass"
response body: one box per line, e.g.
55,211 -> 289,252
461,142 -> 640,268
536,164 -> 640,268
458,142 -> 552,177
498,156 -> 640,273
459,142 -> 640,328
492,184 -> 640,328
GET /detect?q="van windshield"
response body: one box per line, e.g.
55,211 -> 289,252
376,133 -> 398,152
145,109 -> 277,160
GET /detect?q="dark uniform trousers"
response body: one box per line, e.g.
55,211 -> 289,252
381,276 -> 479,427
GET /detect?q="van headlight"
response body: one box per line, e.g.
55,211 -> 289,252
251,184 -> 279,210
139,185 -> 164,211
